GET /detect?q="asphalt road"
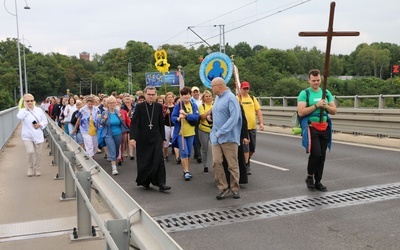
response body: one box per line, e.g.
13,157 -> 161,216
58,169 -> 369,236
94,131 -> 400,250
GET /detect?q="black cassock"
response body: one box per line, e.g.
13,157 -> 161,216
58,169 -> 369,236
130,101 -> 166,187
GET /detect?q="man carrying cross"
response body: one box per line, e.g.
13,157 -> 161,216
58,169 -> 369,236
297,2 -> 358,192
297,69 -> 337,191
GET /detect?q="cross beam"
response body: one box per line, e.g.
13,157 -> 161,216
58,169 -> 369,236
299,1 -> 359,121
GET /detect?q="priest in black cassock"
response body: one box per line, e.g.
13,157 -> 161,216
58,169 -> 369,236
129,86 -> 171,192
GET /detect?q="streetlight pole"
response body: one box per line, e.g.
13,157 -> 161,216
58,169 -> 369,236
4,0 -> 30,98
22,35 -> 31,94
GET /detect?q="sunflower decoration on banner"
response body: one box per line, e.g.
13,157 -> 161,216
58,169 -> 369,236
154,49 -> 170,75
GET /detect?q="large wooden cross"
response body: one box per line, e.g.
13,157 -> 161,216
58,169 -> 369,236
299,1 -> 359,121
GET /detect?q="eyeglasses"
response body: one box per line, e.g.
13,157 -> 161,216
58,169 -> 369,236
25,100 -> 34,102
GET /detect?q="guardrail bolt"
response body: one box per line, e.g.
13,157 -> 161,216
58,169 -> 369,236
92,226 -> 96,237
73,227 -> 78,239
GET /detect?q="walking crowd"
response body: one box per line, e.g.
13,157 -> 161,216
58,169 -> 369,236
21,69 -> 335,200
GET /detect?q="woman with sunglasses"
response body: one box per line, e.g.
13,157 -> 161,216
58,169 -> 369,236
17,94 -> 48,177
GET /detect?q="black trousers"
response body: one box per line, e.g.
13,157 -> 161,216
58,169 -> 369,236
307,127 -> 330,183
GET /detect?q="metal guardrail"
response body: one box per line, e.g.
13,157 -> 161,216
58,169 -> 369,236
45,118 -> 182,250
260,107 -> 400,138
257,94 -> 400,109
0,107 -> 19,151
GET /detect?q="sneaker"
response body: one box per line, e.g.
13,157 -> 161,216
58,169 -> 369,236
35,171 -> 41,177
216,189 -> 230,200
232,190 -> 241,199
196,157 -> 202,163
246,162 -> 252,175
27,168 -> 34,177
164,156 -> 169,162
104,154 -> 108,159
315,182 -> 327,192
305,176 -> 316,191
112,168 -> 119,175
184,172 -> 191,181
203,167 -> 209,174
97,149 -> 102,154
117,160 -> 122,166
176,157 -> 181,164
130,156 -> 135,160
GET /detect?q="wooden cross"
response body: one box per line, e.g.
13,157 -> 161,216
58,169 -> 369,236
299,1 -> 359,122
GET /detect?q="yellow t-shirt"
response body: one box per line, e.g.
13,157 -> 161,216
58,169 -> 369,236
88,114 -> 97,136
180,103 -> 195,137
199,103 -> 213,133
238,95 -> 261,130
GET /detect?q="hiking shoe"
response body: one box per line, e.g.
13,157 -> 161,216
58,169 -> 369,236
315,182 -> 327,192
184,172 -> 191,181
216,189 -> 230,200
203,167 -> 209,174
176,157 -> 181,164
246,162 -> 252,175
305,176 -> 316,191
232,190 -> 241,199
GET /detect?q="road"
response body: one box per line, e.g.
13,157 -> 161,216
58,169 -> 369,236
94,131 -> 400,250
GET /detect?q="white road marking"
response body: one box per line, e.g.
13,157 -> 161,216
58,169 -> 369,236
250,159 -> 290,171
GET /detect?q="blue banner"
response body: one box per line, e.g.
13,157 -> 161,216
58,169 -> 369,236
145,71 -> 183,87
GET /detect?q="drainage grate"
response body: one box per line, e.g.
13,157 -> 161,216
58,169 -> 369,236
154,182 -> 400,232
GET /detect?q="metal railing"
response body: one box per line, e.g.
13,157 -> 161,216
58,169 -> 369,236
45,118 -> 182,250
0,107 -> 19,150
258,94 -> 400,109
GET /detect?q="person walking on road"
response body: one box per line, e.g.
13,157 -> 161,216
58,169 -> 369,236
237,81 -> 264,175
171,87 -> 200,181
198,90 -> 213,174
297,69 -> 337,192
129,86 -> 171,192
210,77 -> 242,200
17,94 -> 48,177
100,96 -> 129,175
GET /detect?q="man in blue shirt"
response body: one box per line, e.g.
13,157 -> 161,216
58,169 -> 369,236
210,77 -> 242,200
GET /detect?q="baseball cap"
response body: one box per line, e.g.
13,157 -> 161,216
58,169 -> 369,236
241,81 -> 250,89
191,86 -> 200,92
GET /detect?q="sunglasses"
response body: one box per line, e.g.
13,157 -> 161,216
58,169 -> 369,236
25,100 -> 34,102
242,88 -> 249,90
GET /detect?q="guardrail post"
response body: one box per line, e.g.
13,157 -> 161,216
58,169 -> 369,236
283,96 -> 288,107
105,219 -> 130,250
54,141 -> 67,180
72,171 -> 96,241
269,97 -> 274,107
354,95 -> 360,108
50,134 -> 60,162
379,94 -> 384,109
60,151 -> 76,201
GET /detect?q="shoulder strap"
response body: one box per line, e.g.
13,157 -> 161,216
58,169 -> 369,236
305,89 -> 310,107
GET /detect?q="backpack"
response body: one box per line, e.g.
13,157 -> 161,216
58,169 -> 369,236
292,89 -> 310,127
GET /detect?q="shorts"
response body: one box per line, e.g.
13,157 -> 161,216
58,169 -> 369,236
243,129 -> 256,153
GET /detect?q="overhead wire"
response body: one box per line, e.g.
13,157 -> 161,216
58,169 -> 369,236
160,0 -> 312,48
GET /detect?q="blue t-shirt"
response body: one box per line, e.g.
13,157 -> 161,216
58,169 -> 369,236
109,113 -> 122,136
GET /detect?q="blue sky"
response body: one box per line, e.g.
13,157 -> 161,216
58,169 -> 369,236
2,0 -> 399,57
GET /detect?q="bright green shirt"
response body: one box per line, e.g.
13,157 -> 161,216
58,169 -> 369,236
298,87 -> 334,123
